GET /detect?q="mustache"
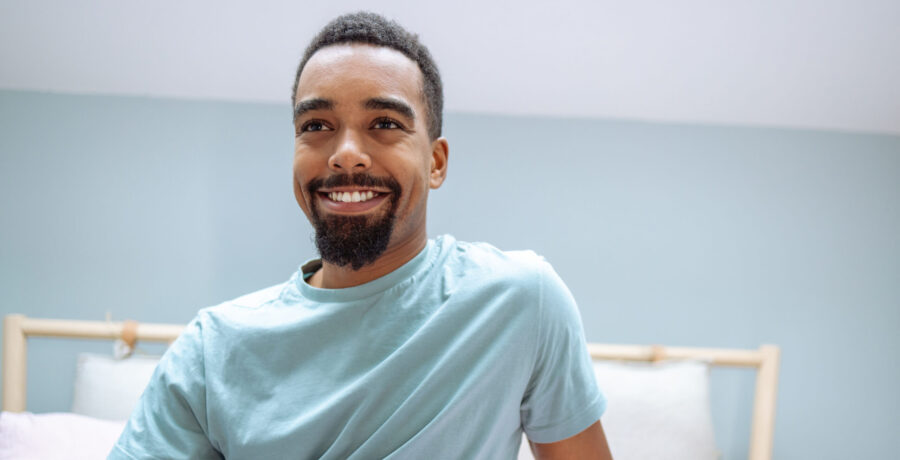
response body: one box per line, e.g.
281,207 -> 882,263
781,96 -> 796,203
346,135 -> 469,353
306,173 -> 402,196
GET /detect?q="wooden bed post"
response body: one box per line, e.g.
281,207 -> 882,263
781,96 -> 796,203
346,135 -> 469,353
3,314 -> 28,412
748,344 -> 780,460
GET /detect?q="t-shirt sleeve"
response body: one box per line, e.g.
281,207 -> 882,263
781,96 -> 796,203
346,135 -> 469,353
109,316 -> 222,460
520,261 -> 606,444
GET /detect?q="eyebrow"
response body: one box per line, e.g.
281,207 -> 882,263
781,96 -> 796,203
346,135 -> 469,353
294,98 -> 333,120
365,97 -> 416,122
293,96 -> 416,122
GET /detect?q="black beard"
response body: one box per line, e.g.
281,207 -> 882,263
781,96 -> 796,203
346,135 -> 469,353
306,173 -> 402,271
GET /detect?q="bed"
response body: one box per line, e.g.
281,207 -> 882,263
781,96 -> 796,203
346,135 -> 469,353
1,314 -> 780,459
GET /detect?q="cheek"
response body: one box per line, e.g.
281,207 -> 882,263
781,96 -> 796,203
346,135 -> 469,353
292,155 -> 315,215
293,148 -> 319,185
397,160 -> 433,212
292,157 -> 304,192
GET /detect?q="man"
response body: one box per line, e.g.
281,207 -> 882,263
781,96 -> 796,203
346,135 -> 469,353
111,12 -> 611,459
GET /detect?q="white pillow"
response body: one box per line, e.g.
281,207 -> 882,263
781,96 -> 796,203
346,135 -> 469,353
70,353 -> 161,421
518,360 -> 718,460
0,411 -> 125,460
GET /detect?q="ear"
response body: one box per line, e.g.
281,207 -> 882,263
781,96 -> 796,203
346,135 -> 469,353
428,137 -> 449,189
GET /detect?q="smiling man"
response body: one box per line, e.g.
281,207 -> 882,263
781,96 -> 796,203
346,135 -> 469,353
111,12 -> 610,460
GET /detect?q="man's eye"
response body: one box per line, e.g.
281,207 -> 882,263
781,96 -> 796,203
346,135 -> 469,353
373,118 -> 401,129
301,121 -> 330,132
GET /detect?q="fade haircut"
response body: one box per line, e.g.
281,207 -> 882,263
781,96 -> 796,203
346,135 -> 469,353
292,12 -> 444,140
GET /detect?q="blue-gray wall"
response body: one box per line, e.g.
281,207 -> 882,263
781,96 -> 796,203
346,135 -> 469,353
1,90 -> 898,459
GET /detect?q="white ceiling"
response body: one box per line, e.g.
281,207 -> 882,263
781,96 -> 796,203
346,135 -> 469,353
2,0 -> 899,134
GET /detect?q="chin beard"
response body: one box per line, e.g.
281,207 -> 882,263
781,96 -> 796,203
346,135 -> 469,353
307,174 -> 401,271
312,212 -> 395,270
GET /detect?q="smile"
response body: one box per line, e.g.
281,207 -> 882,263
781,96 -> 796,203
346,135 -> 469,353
316,188 -> 392,214
327,190 -> 379,203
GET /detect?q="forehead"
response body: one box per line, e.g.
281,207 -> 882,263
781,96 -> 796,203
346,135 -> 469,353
295,44 -> 424,110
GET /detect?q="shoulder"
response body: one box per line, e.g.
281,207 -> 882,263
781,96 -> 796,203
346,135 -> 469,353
224,283 -> 286,309
187,282 -> 291,337
436,236 -> 571,307
199,282 -> 287,315
445,236 -> 578,309
444,236 -> 552,282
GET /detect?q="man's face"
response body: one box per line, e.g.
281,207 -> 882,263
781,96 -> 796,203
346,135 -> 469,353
292,44 -> 446,269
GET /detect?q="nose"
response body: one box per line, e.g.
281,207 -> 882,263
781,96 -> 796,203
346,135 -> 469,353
328,129 -> 371,173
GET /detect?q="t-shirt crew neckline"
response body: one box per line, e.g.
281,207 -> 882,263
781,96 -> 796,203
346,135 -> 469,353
295,238 -> 441,303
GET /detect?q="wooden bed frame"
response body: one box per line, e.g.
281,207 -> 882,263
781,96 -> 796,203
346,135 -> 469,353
2,314 -> 780,460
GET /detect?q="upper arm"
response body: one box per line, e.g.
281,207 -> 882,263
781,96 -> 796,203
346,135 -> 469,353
110,317 -> 221,459
530,420 -> 612,460
520,260 -> 606,443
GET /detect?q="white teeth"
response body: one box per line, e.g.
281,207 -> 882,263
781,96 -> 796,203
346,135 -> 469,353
327,191 -> 379,203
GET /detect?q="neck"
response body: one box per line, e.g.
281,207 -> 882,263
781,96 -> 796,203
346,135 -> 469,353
310,228 -> 428,289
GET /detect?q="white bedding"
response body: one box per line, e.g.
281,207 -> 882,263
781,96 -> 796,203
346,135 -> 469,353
0,411 -> 125,460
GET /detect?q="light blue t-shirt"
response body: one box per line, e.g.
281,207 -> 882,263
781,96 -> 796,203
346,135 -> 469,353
111,235 -> 605,459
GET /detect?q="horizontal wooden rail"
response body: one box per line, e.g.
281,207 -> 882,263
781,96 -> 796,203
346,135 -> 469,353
587,343 -> 770,367
18,316 -> 184,342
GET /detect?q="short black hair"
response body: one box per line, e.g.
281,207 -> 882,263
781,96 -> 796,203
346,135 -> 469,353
292,12 -> 443,140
